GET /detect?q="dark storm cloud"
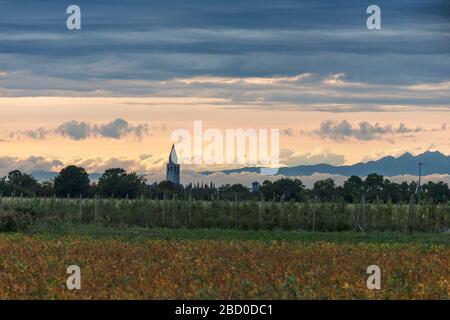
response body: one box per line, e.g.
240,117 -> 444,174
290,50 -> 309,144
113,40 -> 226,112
0,0 -> 448,100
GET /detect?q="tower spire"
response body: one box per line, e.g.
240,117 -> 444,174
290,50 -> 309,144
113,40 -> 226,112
169,144 -> 178,164
166,145 -> 180,185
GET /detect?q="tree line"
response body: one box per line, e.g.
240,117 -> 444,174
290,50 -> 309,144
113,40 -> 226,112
0,166 -> 449,204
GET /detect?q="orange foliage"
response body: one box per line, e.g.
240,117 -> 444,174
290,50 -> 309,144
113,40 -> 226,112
0,235 -> 448,299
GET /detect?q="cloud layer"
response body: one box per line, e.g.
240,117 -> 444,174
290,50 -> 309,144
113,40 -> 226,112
312,120 -> 425,141
0,0 -> 448,113
11,119 -> 149,141
2,154 -> 449,189
280,148 -> 345,166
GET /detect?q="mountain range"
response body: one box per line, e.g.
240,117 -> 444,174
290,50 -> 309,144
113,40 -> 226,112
26,151 -> 450,181
201,151 -> 450,177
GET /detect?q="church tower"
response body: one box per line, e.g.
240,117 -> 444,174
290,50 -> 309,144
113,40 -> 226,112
166,144 -> 180,185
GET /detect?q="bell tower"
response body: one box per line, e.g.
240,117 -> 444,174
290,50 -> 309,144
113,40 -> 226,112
166,144 -> 180,185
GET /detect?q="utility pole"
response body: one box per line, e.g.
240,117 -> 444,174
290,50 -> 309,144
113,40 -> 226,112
417,162 -> 424,203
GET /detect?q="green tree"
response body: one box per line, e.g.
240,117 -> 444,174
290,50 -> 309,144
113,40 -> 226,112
313,178 -> 336,201
364,173 -> 384,201
382,179 -> 402,203
422,181 -> 450,203
343,175 -> 364,203
98,168 -> 147,199
6,170 -> 40,196
218,184 -> 250,200
54,165 -> 90,197
261,178 -> 305,201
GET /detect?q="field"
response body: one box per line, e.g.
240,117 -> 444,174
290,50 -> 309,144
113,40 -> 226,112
0,197 -> 449,300
1,197 -> 449,233
0,230 -> 448,300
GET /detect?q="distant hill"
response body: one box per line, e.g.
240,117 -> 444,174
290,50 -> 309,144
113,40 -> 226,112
202,151 -> 450,177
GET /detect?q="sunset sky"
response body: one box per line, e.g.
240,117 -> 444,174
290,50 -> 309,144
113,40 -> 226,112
0,0 -> 449,183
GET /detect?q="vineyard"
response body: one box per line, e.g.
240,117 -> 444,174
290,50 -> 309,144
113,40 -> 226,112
0,196 -> 448,233
0,197 -> 449,300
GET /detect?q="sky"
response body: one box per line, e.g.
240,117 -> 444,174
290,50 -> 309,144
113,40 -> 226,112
0,0 -> 449,183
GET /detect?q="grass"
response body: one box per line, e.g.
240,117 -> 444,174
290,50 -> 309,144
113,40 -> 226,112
23,224 -> 450,245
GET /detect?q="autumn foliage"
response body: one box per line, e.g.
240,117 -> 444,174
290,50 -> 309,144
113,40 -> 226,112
0,235 -> 448,299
